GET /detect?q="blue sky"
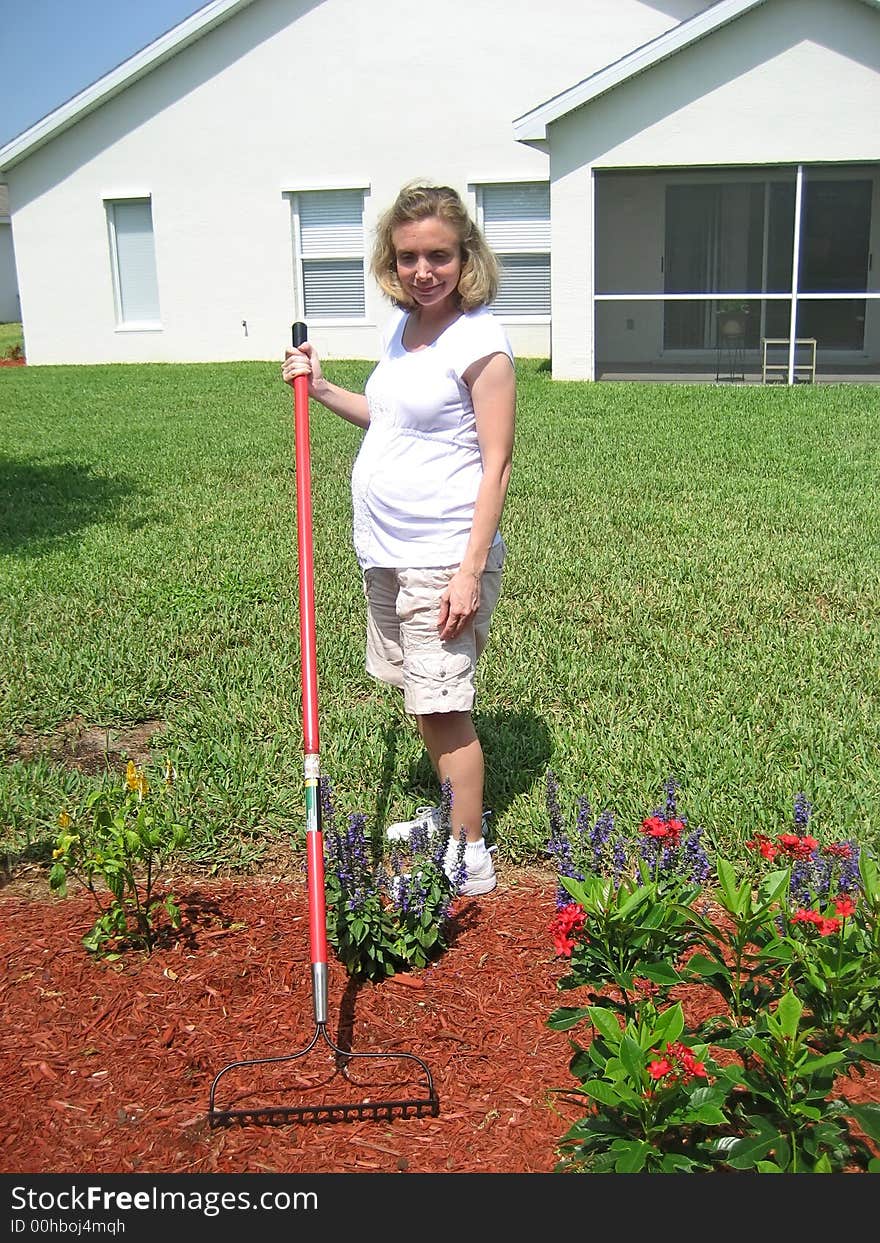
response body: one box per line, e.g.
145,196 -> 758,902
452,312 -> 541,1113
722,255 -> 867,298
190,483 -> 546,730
0,0 -> 209,147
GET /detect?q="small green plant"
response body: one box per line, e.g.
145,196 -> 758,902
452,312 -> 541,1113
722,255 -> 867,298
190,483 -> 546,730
551,870 -> 694,1010
545,773 -> 708,1011
321,777 -> 464,981
553,1000 -> 732,1173
744,799 -> 880,1037
678,856 -> 791,1026
715,990 -> 880,1173
49,760 -> 189,956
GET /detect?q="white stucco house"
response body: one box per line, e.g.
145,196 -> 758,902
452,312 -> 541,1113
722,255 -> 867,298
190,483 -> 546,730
0,0 -> 878,381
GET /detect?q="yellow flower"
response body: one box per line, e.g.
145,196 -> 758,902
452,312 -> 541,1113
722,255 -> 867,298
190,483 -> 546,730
136,772 -> 149,799
125,760 -> 139,791
57,811 -> 72,829
52,847 -> 64,859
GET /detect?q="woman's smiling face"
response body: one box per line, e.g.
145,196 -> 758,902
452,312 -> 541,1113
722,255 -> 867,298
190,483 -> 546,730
392,216 -> 463,312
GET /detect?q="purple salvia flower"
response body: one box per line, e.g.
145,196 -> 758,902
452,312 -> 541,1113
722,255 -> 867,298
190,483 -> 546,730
587,806 -> 612,874
410,816 -> 430,857
789,858 -> 813,908
449,829 -> 468,893
793,792 -> 812,834
809,853 -> 833,903
439,777 -> 453,831
683,829 -> 711,885
575,796 -> 593,846
388,849 -> 407,913
837,843 -> 861,895
659,844 -> 678,877
343,812 -> 372,907
546,769 -> 582,902
321,777 -> 341,869
431,777 -> 455,868
664,776 -> 679,822
611,829 -> 628,889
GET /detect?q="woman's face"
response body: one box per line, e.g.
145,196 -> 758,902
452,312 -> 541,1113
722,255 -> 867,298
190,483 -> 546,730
392,216 -> 463,313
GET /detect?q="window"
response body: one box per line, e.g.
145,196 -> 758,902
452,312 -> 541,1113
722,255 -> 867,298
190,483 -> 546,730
107,198 -> 160,327
478,182 -> 550,317
292,189 -> 366,319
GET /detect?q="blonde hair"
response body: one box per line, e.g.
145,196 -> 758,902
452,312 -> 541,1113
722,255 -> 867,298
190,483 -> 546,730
370,182 -> 499,312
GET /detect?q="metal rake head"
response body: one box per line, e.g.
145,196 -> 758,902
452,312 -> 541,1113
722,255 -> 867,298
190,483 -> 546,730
207,1023 -> 440,1128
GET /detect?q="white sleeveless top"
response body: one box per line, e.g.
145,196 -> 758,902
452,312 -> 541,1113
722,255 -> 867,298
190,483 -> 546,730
353,305 -> 513,569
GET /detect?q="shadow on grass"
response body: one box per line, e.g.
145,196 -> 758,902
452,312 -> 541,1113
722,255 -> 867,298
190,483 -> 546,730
375,708 -> 552,829
0,455 -> 138,554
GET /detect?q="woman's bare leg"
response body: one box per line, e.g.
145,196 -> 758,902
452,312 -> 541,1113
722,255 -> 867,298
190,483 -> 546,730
416,711 -> 484,843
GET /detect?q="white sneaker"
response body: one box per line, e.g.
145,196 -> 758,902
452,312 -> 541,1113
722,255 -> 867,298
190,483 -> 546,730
385,806 -> 491,843
444,838 -> 497,897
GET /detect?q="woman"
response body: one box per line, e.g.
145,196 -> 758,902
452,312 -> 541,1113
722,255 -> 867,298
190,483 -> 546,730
282,182 -> 515,896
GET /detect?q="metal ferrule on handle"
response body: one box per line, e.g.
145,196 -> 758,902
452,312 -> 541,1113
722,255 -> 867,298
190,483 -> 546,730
293,321 -> 328,973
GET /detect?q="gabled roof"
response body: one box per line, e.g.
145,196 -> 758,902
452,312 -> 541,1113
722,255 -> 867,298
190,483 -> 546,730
513,0 -> 880,141
0,0 -> 259,171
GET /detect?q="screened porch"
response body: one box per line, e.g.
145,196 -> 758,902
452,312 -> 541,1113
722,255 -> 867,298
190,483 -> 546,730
593,164 -> 880,384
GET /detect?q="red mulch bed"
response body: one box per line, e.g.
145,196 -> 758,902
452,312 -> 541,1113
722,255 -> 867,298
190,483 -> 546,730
1,865 -> 878,1175
0,357 -> 25,367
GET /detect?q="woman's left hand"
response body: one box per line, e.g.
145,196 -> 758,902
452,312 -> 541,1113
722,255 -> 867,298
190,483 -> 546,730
438,570 -> 480,640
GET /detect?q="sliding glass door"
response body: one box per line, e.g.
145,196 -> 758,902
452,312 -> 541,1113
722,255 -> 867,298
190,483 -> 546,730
662,175 -> 872,351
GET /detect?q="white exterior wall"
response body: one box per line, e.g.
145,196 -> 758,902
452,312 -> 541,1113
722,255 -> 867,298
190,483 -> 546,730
548,0 -> 880,377
4,0 -> 703,366
0,222 -> 19,322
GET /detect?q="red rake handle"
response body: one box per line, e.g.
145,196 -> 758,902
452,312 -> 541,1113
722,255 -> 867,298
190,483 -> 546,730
292,321 -> 320,757
292,321 -> 328,977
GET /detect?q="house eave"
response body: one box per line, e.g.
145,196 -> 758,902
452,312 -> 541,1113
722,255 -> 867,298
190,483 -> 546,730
513,0 -> 880,142
513,0 -> 771,142
0,0 -> 258,172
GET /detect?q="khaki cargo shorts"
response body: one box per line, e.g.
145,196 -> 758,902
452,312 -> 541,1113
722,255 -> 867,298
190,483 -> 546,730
363,540 -> 506,715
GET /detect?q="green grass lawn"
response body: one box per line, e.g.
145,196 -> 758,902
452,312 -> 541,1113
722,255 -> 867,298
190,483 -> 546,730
2,359 -> 879,874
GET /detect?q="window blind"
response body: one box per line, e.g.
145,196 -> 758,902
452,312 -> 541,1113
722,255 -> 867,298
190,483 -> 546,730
111,200 -> 160,324
481,182 -> 550,316
297,189 -> 365,318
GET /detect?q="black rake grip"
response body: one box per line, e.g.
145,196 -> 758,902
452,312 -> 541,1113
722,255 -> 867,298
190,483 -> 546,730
292,321 -> 308,347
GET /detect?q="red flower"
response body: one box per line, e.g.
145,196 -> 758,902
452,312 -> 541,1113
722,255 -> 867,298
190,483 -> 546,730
641,816 -> 669,839
640,815 -> 685,845
777,833 -> 818,859
648,1043 -> 709,1087
677,1046 -> 708,1080
647,1058 -> 672,1080
834,896 -> 857,918
791,908 -> 841,935
666,818 -> 685,843
791,908 -> 822,925
824,842 -> 854,859
549,903 -> 586,958
746,834 -> 777,861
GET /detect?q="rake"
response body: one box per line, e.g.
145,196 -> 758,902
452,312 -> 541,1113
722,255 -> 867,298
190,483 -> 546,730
207,321 -> 440,1126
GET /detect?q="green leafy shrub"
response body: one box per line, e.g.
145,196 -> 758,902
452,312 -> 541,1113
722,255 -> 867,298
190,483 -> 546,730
545,775 -> 880,1173
49,760 -> 189,955
321,777 -> 465,981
